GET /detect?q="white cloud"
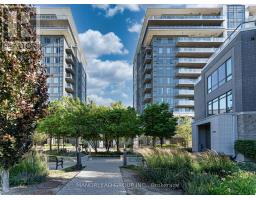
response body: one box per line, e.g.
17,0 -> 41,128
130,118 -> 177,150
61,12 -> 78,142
128,22 -> 142,33
79,29 -> 128,58
92,4 -> 140,17
87,94 -> 115,106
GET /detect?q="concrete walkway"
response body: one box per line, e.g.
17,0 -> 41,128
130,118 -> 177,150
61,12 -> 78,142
57,158 -> 126,195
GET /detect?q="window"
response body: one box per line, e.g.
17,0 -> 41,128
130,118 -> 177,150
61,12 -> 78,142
226,58 -> 232,81
208,101 -> 213,115
54,47 -> 60,54
212,71 -> 218,91
212,98 -> 218,115
45,47 -> 52,54
44,37 -> 50,44
159,48 -> 163,54
218,64 -> 226,86
166,48 -> 171,54
219,94 -> 226,114
227,91 -> 232,112
207,76 -> 212,93
207,58 -> 232,93
45,57 -> 50,64
54,57 -> 60,63
207,91 -> 233,116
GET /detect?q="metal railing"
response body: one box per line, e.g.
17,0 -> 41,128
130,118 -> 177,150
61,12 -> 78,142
176,100 -> 194,106
149,25 -> 224,29
177,68 -> 201,73
177,58 -> 208,63
176,89 -> 194,95
177,37 -> 225,42
149,15 -> 224,20
177,47 -> 217,53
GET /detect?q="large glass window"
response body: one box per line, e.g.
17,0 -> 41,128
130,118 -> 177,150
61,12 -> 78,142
212,98 -> 218,115
227,5 -> 245,29
227,91 -> 233,112
207,76 -> 212,93
207,58 -> 232,93
212,71 -> 218,91
207,91 -> 233,116
226,58 -> 232,81
218,64 -> 226,86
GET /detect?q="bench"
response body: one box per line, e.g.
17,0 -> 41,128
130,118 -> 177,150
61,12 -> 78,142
48,156 -> 63,170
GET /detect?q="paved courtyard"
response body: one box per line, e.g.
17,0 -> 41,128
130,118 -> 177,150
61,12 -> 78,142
57,158 -> 126,195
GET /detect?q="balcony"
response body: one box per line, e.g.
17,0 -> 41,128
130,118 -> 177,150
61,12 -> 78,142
148,15 -> 224,27
176,37 -> 224,47
175,89 -> 194,97
175,100 -> 194,107
144,74 -> 152,83
66,55 -> 74,64
176,79 -> 197,87
144,54 -> 152,65
176,58 -> 208,67
176,48 -> 217,58
144,93 -> 152,103
66,64 -> 75,74
144,64 -> 152,74
65,73 -> 74,83
65,83 -> 74,93
149,15 -> 224,20
144,46 -> 152,53
144,83 -> 152,93
176,68 -> 201,77
66,47 -> 74,56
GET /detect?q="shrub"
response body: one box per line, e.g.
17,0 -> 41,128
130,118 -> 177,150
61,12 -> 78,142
139,149 -> 195,187
235,140 -> 256,160
183,173 -> 220,195
209,171 -> 256,195
198,152 -> 238,177
9,151 -> 48,186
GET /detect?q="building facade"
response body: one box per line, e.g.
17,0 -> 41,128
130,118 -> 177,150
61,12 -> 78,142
38,8 -> 87,102
192,21 -> 256,155
133,5 -> 256,116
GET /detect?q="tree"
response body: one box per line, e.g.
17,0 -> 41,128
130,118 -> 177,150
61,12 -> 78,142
32,131 -> 48,147
0,5 -> 48,192
175,116 -> 192,147
141,103 -> 177,147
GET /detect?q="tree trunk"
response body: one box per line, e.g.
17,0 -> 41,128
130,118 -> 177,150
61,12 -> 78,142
160,137 -> 164,148
152,137 -> 156,148
57,135 -> 60,153
75,137 -> 82,170
1,169 -> 9,193
49,135 -> 52,152
62,136 -> 65,150
116,137 -> 120,152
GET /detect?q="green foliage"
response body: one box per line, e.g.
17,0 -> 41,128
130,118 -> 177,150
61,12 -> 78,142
175,116 -> 192,147
209,171 -> 256,195
0,5 -> 48,170
183,173 -> 220,195
198,152 -> 239,177
141,103 -> 177,146
235,140 -> 256,160
32,131 -> 48,146
9,151 -> 48,186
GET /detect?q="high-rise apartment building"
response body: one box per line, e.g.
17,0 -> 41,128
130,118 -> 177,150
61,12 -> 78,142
38,8 -> 87,102
133,5 -> 256,116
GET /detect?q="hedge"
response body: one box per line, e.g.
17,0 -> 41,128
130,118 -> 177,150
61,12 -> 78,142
235,140 -> 256,160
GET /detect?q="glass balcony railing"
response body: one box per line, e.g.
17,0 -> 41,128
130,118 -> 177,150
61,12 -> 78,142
66,64 -> 74,73
149,15 -> 224,20
176,68 -> 201,74
177,37 -> 225,42
176,100 -> 194,106
177,48 -> 218,53
144,83 -> 152,91
144,74 -> 152,80
176,89 -> 194,96
65,83 -> 74,92
144,64 -> 152,72
144,94 -> 152,99
33,15 -> 68,20
177,58 -> 208,63
176,79 -> 198,85
149,25 -> 224,29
